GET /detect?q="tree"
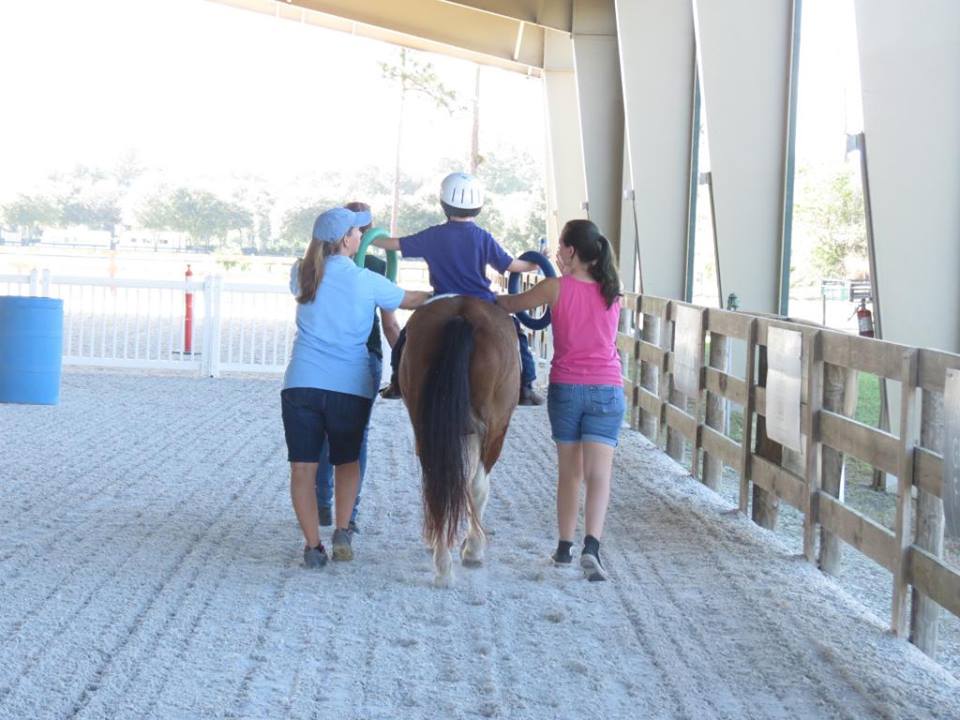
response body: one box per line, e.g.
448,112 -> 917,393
796,166 -> 867,279
1,194 -> 59,242
137,187 -> 251,249
380,48 -> 462,235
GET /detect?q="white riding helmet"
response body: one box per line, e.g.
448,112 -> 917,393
440,172 -> 484,210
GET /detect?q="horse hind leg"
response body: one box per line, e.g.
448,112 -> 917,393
433,542 -> 454,588
461,434 -> 489,567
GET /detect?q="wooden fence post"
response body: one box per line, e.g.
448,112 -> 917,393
703,330 -> 728,491
753,344 -> 782,529
818,363 -> 857,574
802,332 -> 824,562
910,388 -> 946,656
640,310 -> 660,441
891,349 -> 919,637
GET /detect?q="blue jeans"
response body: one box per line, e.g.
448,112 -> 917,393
315,352 -> 382,523
547,383 -> 625,448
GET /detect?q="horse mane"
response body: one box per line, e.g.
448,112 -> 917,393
418,315 -> 480,549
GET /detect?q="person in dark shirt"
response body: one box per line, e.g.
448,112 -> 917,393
314,202 -> 401,533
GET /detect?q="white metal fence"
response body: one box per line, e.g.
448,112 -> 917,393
0,270 -> 295,377
2,264 -> 552,380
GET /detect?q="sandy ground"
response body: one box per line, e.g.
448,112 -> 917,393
1,369 -> 959,720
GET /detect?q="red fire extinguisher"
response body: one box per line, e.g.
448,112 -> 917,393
856,298 -> 874,338
184,264 -> 194,354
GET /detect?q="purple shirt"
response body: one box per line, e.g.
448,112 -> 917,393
399,221 -> 513,302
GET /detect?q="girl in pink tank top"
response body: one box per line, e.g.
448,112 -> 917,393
497,219 -> 624,582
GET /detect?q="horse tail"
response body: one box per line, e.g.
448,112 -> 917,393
419,315 -> 477,549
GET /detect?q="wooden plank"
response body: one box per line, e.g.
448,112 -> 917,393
909,546 -> 960,620
750,454 -> 806,511
739,319 -> 758,514
803,331 -> 824,562
705,307 -> 752,341
818,410 -> 899,475
818,493 -> 897,572
704,367 -> 747,407
617,332 -> 637,356
701,426 -> 743,474
892,349 -> 919,637
621,293 -> 639,312
689,307 -> 707,479
753,316 -> 819,348
914,447 -> 944,498
917,348 -> 960,393
637,386 -> 661,418
820,330 -> 908,381
638,340 -> 666,367
754,386 -> 813,436
663,402 -> 698,443
640,295 -> 669,318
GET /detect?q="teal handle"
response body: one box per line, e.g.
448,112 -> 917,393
355,227 -> 398,282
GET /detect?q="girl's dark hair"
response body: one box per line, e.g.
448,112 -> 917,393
559,219 -> 621,308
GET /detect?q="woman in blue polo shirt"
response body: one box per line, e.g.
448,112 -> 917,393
282,206 -> 429,569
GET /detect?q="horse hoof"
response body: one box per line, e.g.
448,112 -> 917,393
433,573 -> 454,589
460,538 -> 485,567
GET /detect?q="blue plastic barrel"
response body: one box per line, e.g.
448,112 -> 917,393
0,296 -> 64,405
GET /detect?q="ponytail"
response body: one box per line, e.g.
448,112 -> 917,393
297,238 -> 338,304
588,235 -> 621,309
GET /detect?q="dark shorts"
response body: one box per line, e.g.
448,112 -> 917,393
281,387 -> 373,465
547,383 -> 625,448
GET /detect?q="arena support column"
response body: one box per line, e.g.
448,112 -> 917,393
570,0 -> 624,257
542,30 -> 588,247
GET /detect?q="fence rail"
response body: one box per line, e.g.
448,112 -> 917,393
1,270 -> 295,376
619,291 -> 960,659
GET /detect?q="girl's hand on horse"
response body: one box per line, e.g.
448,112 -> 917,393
496,277 -> 560,315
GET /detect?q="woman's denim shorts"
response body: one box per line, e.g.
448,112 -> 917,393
281,387 -> 372,465
547,383 -> 626,448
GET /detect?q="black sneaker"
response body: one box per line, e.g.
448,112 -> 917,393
332,528 -> 353,561
550,540 -> 574,566
318,505 -> 333,527
348,520 -> 360,535
379,381 -> 402,399
303,543 -> 328,569
580,549 -> 608,582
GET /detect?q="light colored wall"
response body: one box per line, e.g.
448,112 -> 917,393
855,0 -> 960,354
571,0 -> 624,255
692,0 -> 793,314
615,0 -> 696,299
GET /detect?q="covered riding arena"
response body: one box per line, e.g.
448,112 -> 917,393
2,1 -> 960,719
1,369 -> 958,718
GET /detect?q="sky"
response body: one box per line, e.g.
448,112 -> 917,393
0,0 -> 546,200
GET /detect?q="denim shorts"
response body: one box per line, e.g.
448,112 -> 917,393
547,383 -> 626,448
281,387 -> 373,465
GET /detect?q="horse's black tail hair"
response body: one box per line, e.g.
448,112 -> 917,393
419,315 -> 476,549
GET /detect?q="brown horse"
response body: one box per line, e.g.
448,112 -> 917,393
400,296 -> 520,587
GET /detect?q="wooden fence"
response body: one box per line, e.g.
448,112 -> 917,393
618,292 -> 960,659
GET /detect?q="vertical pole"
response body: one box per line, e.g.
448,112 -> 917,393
892,350 -> 919,637
184,264 -> 194,355
703,326 -> 728,491
640,310 -> 660,441
911,388 -> 945,656
684,63 -> 701,304
802,331 -> 823,562
778,0 -> 803,316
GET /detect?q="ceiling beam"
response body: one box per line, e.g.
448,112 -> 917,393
208,0 -> 546,74
437,0 -> 572,32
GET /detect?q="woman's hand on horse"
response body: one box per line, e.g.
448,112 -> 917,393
400,289 -> 432,310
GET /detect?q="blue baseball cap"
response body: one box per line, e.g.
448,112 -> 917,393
312,207 -> 372,243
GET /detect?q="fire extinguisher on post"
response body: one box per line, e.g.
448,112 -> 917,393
856,298 -> 874,338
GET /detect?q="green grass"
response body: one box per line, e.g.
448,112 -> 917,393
854,372 -> 882,427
